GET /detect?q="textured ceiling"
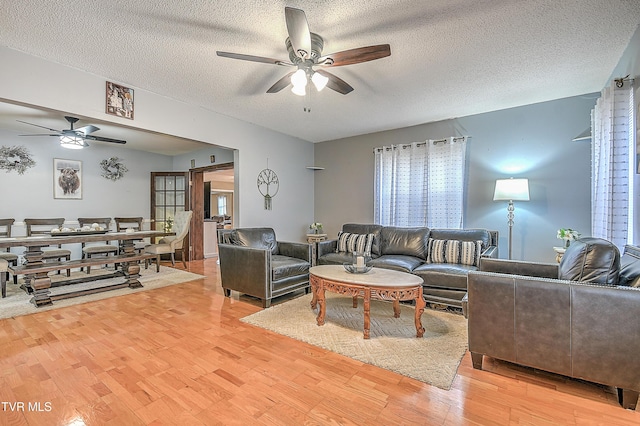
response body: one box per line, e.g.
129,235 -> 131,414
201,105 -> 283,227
1,1 -> 639,146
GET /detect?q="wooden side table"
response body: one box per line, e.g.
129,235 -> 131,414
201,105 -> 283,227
306,233 -> 327,266
553,246 -> 566,263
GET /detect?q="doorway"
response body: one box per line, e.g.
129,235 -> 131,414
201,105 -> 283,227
190,162 -> 234,260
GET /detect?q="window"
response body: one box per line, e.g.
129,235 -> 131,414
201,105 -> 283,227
374,137 -> 468,228
217,195 -> 227,216
591,80 -> 635,249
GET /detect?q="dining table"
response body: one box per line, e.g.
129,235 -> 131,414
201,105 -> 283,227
0,230 -> 174,307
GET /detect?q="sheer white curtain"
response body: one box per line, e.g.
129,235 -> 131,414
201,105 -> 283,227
374,137 -> 467,228
591,80 -> 635,249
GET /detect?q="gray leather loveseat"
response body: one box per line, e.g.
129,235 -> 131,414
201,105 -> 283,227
465,238 -> 640,410
317,223 -> 498,307
218,228 -> 311,308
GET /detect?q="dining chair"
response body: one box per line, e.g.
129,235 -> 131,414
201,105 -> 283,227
114,216 -> 149,266
0,219 -> 19,285
145,211 -> 193,272
77,217 -> 118,274
24,218 -> 71,277
114,217 -> 143,233
114,215 -> 149,248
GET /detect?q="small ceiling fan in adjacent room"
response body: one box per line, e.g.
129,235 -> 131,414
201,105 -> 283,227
17,116 -> 127,149
216,7 -> 391,96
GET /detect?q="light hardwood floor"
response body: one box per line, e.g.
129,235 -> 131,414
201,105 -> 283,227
0,259 -> 638,425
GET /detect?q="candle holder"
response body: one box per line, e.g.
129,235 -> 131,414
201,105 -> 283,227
343,251 -> 372,274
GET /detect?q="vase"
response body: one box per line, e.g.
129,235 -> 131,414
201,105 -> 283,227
564,239 -> 571,249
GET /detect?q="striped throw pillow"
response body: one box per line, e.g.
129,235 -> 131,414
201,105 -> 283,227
337,232 -> 375,254
428,238 -> 483,266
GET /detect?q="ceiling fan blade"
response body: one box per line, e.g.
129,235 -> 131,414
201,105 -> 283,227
18,133 -> 61,137
75,125 -> 99,135
84,135 -> 127,144
267,71 -> 295,93
16,120 -> 61,133
318,44 -> 391,67
216,51 -> 292,66
315,69 -> 354,95
285,7 -> 311,59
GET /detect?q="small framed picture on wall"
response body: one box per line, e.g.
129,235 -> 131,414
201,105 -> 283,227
106,81 -> 134,120
53,158 -> 82,200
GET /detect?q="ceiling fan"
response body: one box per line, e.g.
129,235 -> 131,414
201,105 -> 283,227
216,7 -> 391,96
17,116 -> 127,149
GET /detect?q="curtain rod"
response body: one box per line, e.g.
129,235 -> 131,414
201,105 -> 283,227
373,136 -> 469,152
614,74 -> 634,88
432,136 -> 468,145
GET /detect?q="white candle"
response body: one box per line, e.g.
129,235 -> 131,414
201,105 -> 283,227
356,256 -> 365,267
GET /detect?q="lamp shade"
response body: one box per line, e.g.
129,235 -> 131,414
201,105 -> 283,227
291,84 -> 306,96
290,69 -> 307,88
311,71 -> 329,91
59,135 -> 87,149
493,178 -> 530,201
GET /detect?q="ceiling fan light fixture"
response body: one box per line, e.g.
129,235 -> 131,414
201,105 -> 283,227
59,135 -> 86,149
291,69 -> 308,88
311,71 -> 329,91
291,84 -> 306,96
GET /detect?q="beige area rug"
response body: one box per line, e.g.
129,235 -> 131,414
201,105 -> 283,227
0,266 -> 204,320
241,293 -> 468,390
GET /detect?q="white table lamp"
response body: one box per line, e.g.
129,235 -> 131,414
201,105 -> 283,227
493,178 -> 530,260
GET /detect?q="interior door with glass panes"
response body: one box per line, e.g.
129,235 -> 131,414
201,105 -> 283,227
151,172 -> 190,257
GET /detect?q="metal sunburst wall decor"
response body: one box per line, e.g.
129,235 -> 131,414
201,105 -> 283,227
257,166 -> 279,210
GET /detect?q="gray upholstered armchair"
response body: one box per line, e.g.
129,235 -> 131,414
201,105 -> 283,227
218,227 -> 311,308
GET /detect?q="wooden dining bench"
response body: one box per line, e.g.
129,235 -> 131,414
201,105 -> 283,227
10,252 -> 159,283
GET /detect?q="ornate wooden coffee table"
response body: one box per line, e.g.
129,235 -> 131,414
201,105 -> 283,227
309,265 -> 426,339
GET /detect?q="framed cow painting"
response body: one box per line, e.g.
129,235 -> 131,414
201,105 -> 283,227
53,158 -> 82,199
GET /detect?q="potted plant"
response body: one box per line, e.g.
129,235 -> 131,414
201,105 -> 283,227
557,228 -> 580,248
309,222 -> 323,234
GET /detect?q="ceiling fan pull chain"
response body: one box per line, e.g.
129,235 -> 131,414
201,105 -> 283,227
304,89 -> 311,113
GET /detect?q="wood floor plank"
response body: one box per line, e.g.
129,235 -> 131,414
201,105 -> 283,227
0,258 -> 638,425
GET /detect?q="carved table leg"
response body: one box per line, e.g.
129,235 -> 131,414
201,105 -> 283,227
122,262 -> 142,289
310,275 -> 318,309
414,288 -> 426,338
363,287 -> 371,339
316,281 -> 326,326
393,299 -> 401,318
22,246 -> 52,307
120,240 -> 143,289
29,272 -> 53,307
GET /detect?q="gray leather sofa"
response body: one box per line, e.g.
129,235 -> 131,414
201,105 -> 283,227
465,238 -> 640,410
317,223 -> 498,307
218,228 -> 311,308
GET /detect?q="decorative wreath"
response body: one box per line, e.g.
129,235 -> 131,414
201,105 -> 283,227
0,145 -> 36,175
100,156 -> 128,181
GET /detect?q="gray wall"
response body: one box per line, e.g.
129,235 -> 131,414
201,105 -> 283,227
314,94 -> 596,262
0,132 -> 173,259
0,132 -> 172,222
0,46 -> 316,243
314,24 -> 640,262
